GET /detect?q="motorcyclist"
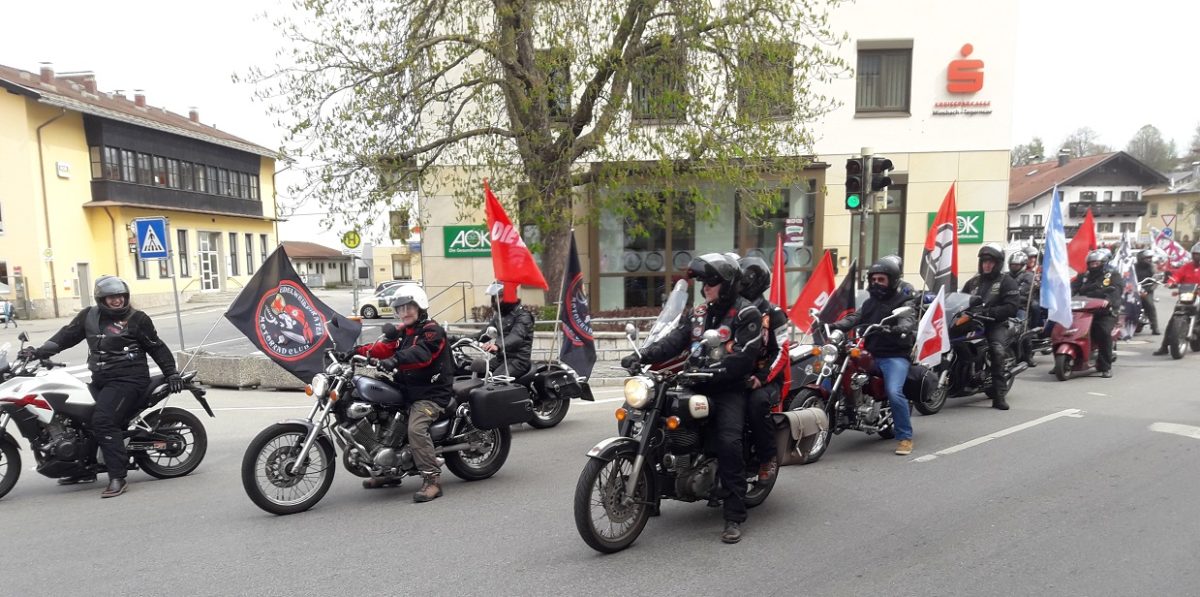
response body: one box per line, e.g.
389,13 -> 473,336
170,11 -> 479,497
1071,250 -> 1121,376
1134,249 -> 1161,335
735,256 -> 784,483
470,283 -> 534,379
620,253 -> 762,544
1008,251 -> 1039,367
1022,245 -> 1048,330
961,244 -> 1021,408
829,259 -> 917,455
1153,243 -> 1200,356
20,276 -> 183,498
880,254 -> 919,307
372,285 -> 455,502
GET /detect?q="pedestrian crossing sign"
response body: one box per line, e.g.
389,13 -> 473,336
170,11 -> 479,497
133,217 -> 170,260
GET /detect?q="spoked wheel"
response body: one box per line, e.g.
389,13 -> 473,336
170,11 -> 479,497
134,407 -> 208,479
444,421 -> 511,481
574,452 -> 652,553
0,434 -> 21,500
1054,353 -> 1074,381
784,389 -> 830,464
241,423 -> 336,515
1167,318 -> 1188,359
526,398 -> 570,429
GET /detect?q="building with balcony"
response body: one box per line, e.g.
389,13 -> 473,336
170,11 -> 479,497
0,64 -> 279,318
1007,151 -> 1167,243
1143,164 -> 1200,246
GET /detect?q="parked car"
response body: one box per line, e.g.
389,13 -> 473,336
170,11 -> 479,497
374,280 -> 405,295
357,282 -> 421,318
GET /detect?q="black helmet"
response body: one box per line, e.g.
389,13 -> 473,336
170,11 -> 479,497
880,254 -> 903,271
1085,249 -> 1108,272
867,259 -> 902,290
737,256 -> 771,300
687,253 -> 741,305
978,243 -> 1004,276
1008,251 -> 1028,270
94,275 -> 131,319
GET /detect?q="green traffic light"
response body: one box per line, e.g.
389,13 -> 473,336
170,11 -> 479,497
846,194 -> 861,209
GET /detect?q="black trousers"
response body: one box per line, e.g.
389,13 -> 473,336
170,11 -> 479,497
1092,312 -> 1116,372
985,325 -> 1010,397
88,377 -> 148,479
711,389 -> 747,523
1140,292 -> 1159,333
488,356 -> 530,379
746,382 -> 779,462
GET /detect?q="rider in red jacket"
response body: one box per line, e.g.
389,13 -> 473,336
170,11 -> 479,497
352,324 -> 401,359
1154,244 -> 1200,355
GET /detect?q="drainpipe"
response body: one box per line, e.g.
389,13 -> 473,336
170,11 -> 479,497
271,161 -> 293,245
103,207 -> 121,278
37,108 -> 67,318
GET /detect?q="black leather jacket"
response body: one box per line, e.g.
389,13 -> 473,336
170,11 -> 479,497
1134,261 -> 1157,292
750,297 -> 790,386
831,288 -> 916,358
1007,270 -> 1038,310
963,272 -> 1021,323
641,296 -> 762,391
474,304 -> 535,376
44,307 -> 178,383
1072,269 -> 1122,315
382,319 -> 454,408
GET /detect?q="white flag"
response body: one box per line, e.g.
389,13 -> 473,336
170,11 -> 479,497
915,287 -> 951,367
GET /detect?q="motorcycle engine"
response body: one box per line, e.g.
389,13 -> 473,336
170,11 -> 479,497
670,455 -> 717,501
664,427 -> 701,453
42,423 -> 86,462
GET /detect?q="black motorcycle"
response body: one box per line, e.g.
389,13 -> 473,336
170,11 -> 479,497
573,322 -> 777,553
933,293 -> 1028,403
241,350 -> 529,515
0,333 -> 211,500
1163,283 -> 1199,359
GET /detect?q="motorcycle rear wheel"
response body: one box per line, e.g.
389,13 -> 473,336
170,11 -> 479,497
526,398 -> 570,429
444,423 -> 511,481
0,433 -> 20,500
134,407 -> 208,479
745,466 -> 776,508
784,389 -> 830,464
912,381 -> 947,416
574,453 -> 651,554
1054,353 -> 1073,381
242,423 -> 336,515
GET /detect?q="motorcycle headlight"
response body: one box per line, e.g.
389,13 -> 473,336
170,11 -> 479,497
623,376 -> 654,410
310,373 -> 330,398
1070,300 -> 1087,310
820,344 -> 839,363
1181,292 -> 1196,303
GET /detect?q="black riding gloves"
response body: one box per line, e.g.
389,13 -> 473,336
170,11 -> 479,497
166,374 -> 185,393
620,353 -> 642,370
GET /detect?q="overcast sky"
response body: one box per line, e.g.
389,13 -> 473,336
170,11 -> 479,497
2,0 -> 1196,246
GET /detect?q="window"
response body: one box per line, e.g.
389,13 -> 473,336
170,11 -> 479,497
1179,202 -> 1186,214
195,164 -> 208,193
121,150 -> 136,182
1097,222 -> 1114,233
103,147 -> 121,180
159,258 -> 170,279
737,41 -> 795,119
260,234 -> 269,265
0,203 -> 4,234
207,166 -> 219,193
240,173 -> 251,199
228,233 -> 239,275
631,44 -> 687,122
535,49 -> 571,122
218,169 -> 232,196
245,233 -> 254,275
167,159 -> 180,188
90,147 -> 103,179
152,156 -> 168,186
1121,190 -> 1138,202
856,48 -> 912,113
1020,214 -> 1030,226
135,257 -> 149,280
137,153 -> 153,184
1151,203 -> 1159,217
1034,214 -> 1043,226
0,261 -> 8,285
393,256 -> 412,279
1119,222 -> 1136,233
1079,191 -> 1097,202
249,175 -> 259,200
1102,190 -> 1112,201
181,162 -> 195,191
177,229 -> 190,277
230,171 -> 242,198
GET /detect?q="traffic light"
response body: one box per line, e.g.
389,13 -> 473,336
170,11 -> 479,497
844,157 -> 865,210
870,157 -> 894,192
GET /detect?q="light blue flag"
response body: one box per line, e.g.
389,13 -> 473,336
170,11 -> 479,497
1040,187 -> 1074,327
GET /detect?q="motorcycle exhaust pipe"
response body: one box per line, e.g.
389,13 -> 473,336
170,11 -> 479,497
435,442 -> 472,454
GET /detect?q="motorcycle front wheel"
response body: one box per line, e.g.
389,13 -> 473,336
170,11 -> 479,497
526,397 -> 570,429
1054,353 -> 1074,381
134,407 -> 208,479
1166,318 -> 1187,360
242,423 -> 336,515
745,465 -> 777,508
574,453 -> 651,554
0,433 -> 20,500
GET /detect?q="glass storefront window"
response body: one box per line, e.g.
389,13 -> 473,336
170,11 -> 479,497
849,185 -> 906,268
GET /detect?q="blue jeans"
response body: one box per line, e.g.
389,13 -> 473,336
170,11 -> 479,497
876,357 -> 913,441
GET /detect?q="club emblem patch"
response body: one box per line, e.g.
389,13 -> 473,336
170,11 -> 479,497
254,281 -> 329,361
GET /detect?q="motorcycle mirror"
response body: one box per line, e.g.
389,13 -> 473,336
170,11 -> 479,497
18,331 -> 29,343
701,329 -> 722,348
484,282 -> 504,297
624,322 -> 638,342
485,326 -> 499,340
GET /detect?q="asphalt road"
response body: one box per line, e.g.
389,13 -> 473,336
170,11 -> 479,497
2,333 -> 1199,596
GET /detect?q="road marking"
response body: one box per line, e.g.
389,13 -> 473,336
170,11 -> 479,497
914,408 -> 1085,463
1149,422 -> 1200,440
183,405 -> 312,413
1087,392 -> 1107,396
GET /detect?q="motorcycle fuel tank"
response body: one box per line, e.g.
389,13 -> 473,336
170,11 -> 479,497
353,376 -> 406,405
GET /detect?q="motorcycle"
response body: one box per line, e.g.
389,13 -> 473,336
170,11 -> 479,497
451,327 -> 594,430
1163,283 -> 1199,359
573,280 -> 777,553
1051,296 -> 1124,379
241,348 -> 526,515
0,332 -> 211,500
929,294 -> 1029,398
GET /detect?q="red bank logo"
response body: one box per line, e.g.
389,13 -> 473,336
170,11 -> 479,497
947,44 -> 984,94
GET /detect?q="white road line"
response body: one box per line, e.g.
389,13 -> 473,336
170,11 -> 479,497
1149,422 -> 1200,440
184,405 -> 312,413
1087,392 -> 1107,397
914,408 -> 1085,463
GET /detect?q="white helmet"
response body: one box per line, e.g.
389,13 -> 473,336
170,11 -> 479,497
389,284 -> 429,310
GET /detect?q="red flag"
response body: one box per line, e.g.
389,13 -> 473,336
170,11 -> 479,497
769,233 -> 787,308
788,250 -> 836,333
920,183 -> 958,293
484,180 -> 549,290
1067,208 -> 1097,274
916,287 -> 950,366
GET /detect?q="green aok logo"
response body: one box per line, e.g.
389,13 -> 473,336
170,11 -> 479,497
927,210 -> 986,244
445,225 -> 492,257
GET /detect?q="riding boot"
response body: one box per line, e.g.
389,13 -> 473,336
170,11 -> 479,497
992,394 -> 1010,410
413,472 -> 442,503
100,477 -> 127,498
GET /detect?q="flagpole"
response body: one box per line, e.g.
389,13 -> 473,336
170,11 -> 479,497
547,230 -> 573,364
179,245 -> 280,372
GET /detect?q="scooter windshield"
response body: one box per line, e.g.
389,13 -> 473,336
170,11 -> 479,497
643,279 -> 690,349
943,292 -> 975,317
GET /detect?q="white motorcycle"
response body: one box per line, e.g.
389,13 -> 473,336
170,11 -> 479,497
0,332 -> 212,500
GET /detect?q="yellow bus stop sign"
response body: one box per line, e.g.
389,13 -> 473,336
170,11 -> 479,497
341,230 -> 361,249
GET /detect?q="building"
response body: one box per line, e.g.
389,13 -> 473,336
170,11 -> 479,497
1142,164 -> 1200,246
279,241 -> 354,287
1007,152 -> 1168,243
416,0 -> 1018,317
367,241 -> 422,287
0,64 -> 279,319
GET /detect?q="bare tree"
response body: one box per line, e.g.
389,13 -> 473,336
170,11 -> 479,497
1011,136 -> 1045,166
1058,127 -> 1111,159
1126,124 -> 1176,172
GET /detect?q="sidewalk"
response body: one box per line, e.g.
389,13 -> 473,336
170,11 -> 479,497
0,301 -> 218,339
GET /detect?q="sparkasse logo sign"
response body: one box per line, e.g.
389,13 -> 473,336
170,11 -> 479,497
444,225 -> 492,258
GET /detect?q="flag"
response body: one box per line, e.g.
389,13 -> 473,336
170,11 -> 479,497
915,287 -> 951,367
818,260 -> 857,325
225,247 -> 362,382
484,180 -> 549,290
1066,207 -> 1097,274
1117,232 -> 1141,339
1040,187 -> 1074,328
788,250 -> 835,332
769,233 -> 787,308
768,233 -> 791,410
1150,226 -> 1189,267
557,231 -> 596,378
920,182 -> 959,293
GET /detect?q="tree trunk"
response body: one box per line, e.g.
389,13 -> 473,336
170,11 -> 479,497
540,226 -> 572,308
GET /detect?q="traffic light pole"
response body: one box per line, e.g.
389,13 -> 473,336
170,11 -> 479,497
857,147 -> 872,289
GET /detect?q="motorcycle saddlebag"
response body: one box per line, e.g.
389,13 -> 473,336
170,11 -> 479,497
903,364 -> 938,404
468,381 -> 534,429
772,408 -> 829,467
533,368 -> 582,401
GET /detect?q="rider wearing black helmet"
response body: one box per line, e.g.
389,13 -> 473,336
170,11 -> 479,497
1007,251 -> 1039,367
736,256 -> 785,483
1071,249 -> 1121,377
962,244 -> 1021,407
830,258 -> 916,454
1134,249 -> 1160,335
470,283 -> 535,379
621,252 -> 762,544
24,275 -> 182,497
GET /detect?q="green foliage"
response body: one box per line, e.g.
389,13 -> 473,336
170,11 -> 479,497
1011,137 -> 1045,166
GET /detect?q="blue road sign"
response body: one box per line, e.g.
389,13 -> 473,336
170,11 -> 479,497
134,217 -> 170,260
1162,227 -> 1174,238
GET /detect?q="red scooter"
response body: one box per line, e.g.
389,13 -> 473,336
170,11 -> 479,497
1051,297 -> 1123,380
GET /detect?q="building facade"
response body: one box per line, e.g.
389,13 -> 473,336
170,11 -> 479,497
0,64 -> 279,319
280,241 -> 354,287
416,0 -> 1018,318
1143,165 -> 1200,246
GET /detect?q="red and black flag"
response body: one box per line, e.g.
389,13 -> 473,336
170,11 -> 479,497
224,246 -> 362,382
558,231 -> 596,378
817,260 -> 857,325
921,182 -> 959,293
